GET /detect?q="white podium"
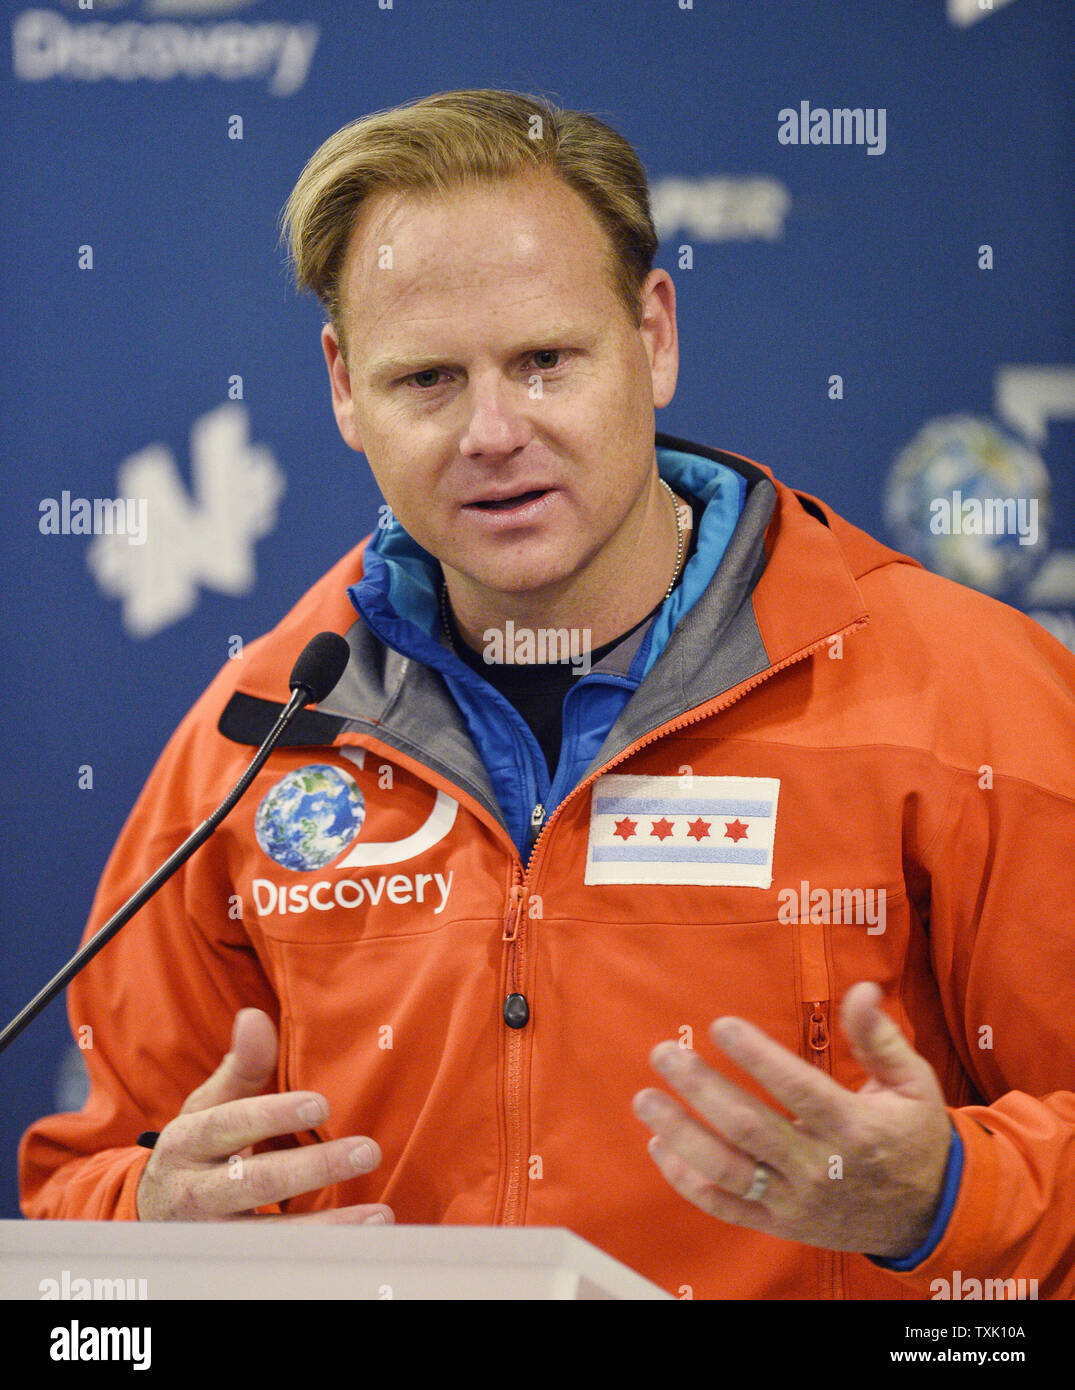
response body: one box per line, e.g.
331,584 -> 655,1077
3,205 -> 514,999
0,1221 -> 671,1300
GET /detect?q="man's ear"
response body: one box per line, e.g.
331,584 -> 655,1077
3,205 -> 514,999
638,269 -> 678,410
321,322 -> 364,452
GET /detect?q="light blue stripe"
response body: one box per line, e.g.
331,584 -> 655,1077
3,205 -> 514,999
592,846 -> 769,864
593,797 -> 773,817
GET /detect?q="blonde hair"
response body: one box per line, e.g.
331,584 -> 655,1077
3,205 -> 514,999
279,88 -> 659,360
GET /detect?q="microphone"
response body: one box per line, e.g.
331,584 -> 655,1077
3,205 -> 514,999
0,631 -> 350,1056
286,630 -> 351,704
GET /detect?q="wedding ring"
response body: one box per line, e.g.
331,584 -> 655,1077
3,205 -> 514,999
744,1164 -> 770,1202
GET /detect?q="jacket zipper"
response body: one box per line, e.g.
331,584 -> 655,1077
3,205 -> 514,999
808,1002 -> 831,1068
500,884 -> 529,1224
798,917 -> 844,1297
798,920 -> 832,1075
495,615 -> 868,1228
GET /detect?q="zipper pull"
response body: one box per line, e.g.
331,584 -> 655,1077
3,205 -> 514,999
529,802 -> 546,845
809,1001 -> 830,1066
502,884 -> 526,943
503,993 -> 530,1028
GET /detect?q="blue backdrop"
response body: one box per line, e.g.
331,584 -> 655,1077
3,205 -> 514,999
2,0 -> 1072,1221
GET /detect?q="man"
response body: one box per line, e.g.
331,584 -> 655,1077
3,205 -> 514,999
20,89 -> 1075,1299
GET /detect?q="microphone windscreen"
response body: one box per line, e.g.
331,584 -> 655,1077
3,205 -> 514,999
288,631 -> 350,704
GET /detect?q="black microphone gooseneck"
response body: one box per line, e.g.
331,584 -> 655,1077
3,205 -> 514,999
0,631 -> 351,1056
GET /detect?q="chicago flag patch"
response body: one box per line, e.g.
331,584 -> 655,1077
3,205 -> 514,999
584,774 -> 780,887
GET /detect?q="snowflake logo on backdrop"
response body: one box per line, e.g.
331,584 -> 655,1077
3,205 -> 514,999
87,402 -> 285,638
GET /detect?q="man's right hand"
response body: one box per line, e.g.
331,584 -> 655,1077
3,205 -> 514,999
136,1007 -> 394,1223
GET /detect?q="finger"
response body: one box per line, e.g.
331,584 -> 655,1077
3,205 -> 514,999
633,1087 -> 781,1201
648,1041 -> 798,1174
840,982 -> 940,1097
707,1016 -> 851,1133
167,1090 -> 333,1163
646,1137 -> 778,1235
267,1204 -> 396,1225
181,1009 -> 278,1116
173,1135 -> 385,1219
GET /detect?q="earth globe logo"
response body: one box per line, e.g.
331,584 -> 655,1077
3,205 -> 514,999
883,415 -> 1051,596
255,764 -> 365,871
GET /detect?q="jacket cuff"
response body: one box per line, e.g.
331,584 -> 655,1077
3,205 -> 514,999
868,1122 -> 963,1270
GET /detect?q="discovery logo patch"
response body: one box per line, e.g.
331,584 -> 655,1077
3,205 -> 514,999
252,871 -> 454,918
255,755 -> 459,873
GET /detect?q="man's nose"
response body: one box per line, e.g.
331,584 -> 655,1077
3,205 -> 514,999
458,370 -> 533,458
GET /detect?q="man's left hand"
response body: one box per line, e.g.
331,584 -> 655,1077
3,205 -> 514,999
632,981 -> 953,1259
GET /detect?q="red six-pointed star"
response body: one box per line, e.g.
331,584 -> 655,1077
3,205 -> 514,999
723,818 -> 749,843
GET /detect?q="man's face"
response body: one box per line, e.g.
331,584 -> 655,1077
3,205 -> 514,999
322,169 -> 677,607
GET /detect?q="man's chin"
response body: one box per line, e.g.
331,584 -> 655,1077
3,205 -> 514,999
447,557 -> 585,605
474,570 -> 576,601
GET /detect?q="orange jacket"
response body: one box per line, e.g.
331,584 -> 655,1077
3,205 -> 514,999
20,440 -> 1075,1299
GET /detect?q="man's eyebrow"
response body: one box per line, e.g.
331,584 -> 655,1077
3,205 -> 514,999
366,354 -> 452,384
365,329 -> 599,384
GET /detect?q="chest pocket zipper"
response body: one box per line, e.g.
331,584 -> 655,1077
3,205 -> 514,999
796,918 -> 844,1297
798,920 -> 832,1071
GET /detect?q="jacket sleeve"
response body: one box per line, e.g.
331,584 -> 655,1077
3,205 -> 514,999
18,664 -> 283,1220
885,610 -> 1075,1299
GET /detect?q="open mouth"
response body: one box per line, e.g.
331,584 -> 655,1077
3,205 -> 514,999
469,489 -> 548,511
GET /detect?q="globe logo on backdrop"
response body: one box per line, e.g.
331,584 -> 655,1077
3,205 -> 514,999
255,765 -> 366,872
883,415 -> 1051,597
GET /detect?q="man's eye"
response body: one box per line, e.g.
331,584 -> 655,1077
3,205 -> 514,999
402,353 -> 565,388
